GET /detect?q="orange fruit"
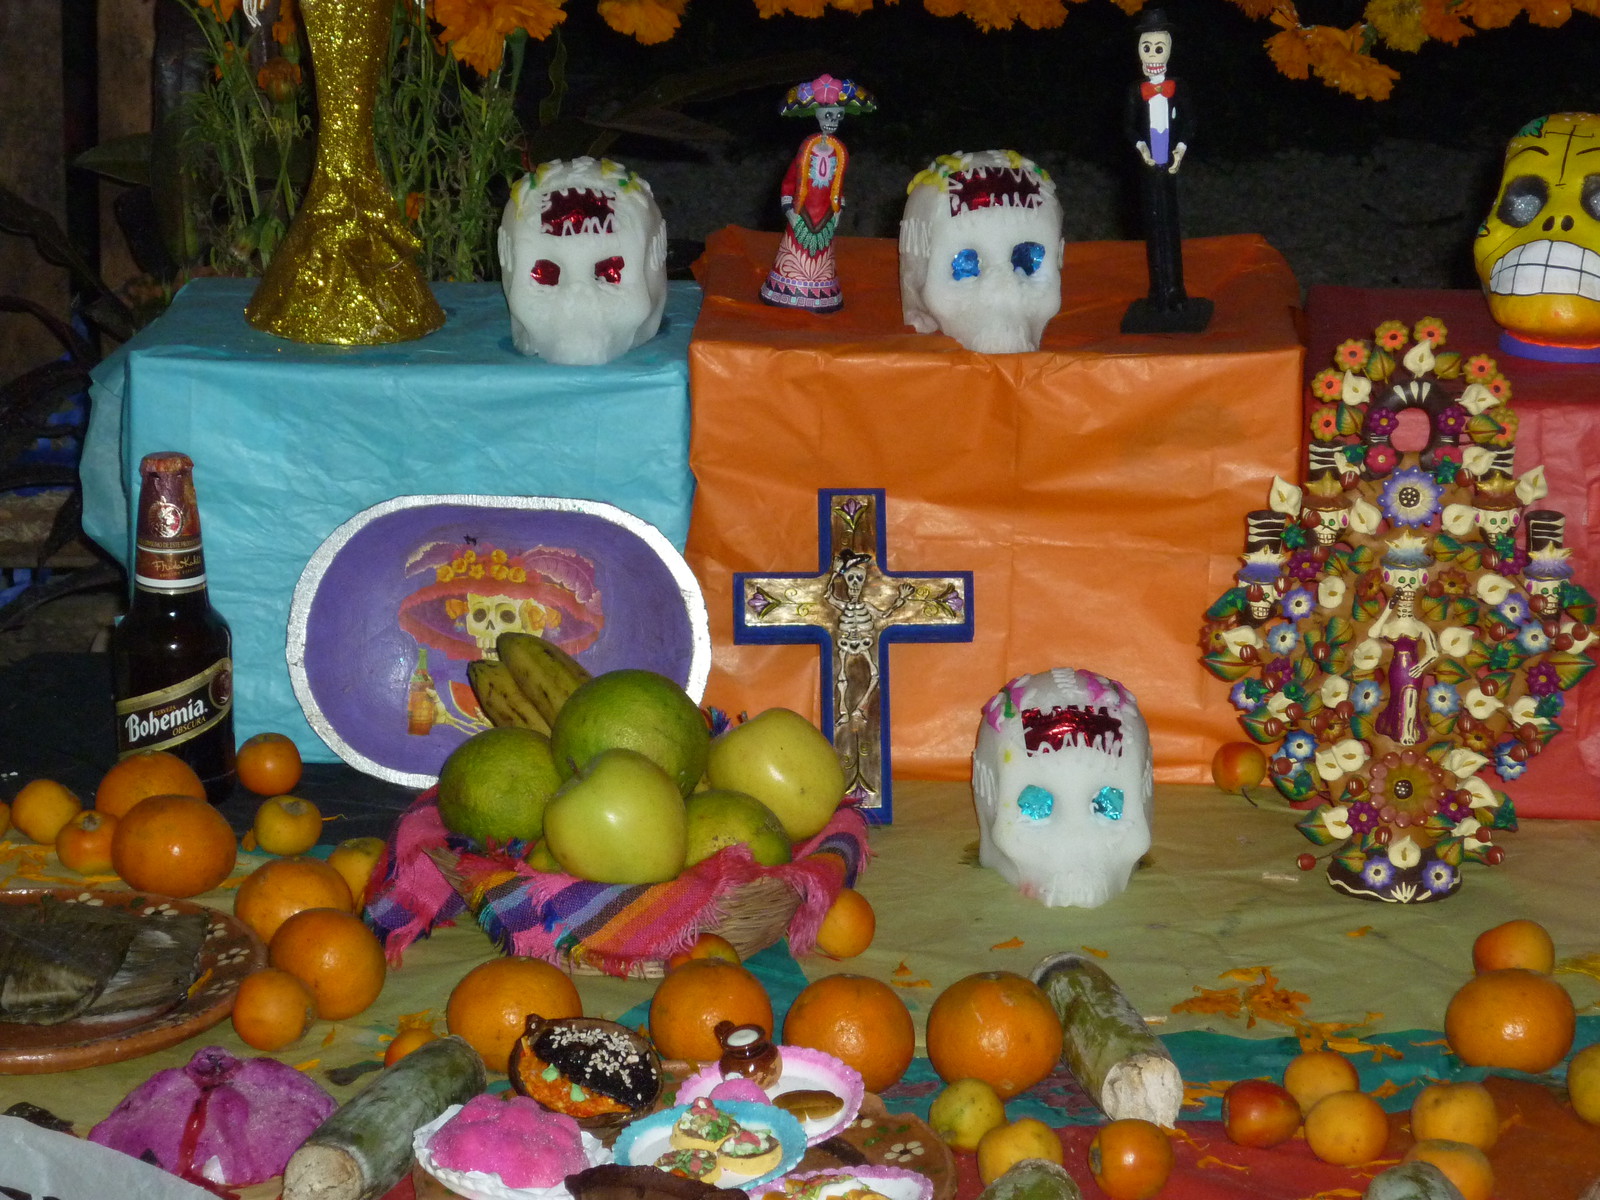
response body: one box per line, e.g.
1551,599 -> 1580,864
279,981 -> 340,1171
269,907 -> 387,1021
56,810 -> 119,874
1283,1048 -> 1361,1114
95,751 -> 205,819
665,932 -> 742,969
813,888 -> 875,959
232,967 -> 316,1051
649,957 -> 773,1065
233,856 -> 355,946
327,836 -> 387,909
1403,1139 -> 1494,1200
0,799 -> 10,838
1567,1041 -> 1600,1125
251,795 -> 323,856
976,1116 -> 1064,1186
236,732 -> 304,797
1472,918 -> 1555,974
11,779 -> 83,844
783,973 -> 915,1094
1303,1090 -> 1390,1166
111,793 -> 238,898
1444,967 -> 1576,1073
1410,1080 -> 1499,1150
925,971 -> 1064,1100
386,1026 -> 440,1067
1086,1118 -> 1174,1200
446,957 -> 583,1073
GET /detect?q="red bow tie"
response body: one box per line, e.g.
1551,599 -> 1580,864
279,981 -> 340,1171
1141,81 -> 1175,99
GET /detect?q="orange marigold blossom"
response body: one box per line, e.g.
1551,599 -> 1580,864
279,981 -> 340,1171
432,0 -> 567,75
258,58 -> 302,104
272,0 -> 298,44
598,0 -> 685,44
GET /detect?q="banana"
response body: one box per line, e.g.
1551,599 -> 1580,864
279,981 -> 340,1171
467,657 -> 552,734
496,631 -> 593,727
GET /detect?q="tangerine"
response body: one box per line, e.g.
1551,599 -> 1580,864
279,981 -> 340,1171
111,793 -> 238,898
1444,967 -> 1576,1073
251,795 -> 323,856
1409,1080 -> 1499,1150
925,971 -> 1064,1100
1086,1118 -> 1174,1200
976,1117 -> 1064,1186
1567,1041 -> 1600,1125
236,732 -> 304,797
233,856 -> 354,946
1402,1139 -> 1495,1200
327,836 -> 387,909
95,751 -> 205,819
269,907 -> 387,1020
386,1026 -> 440,1067
56,810 -> 118,874
10,779 -> 83,844
446,957 -> 583,1073
783,973 -> 915,1094
232,967 -> 316,1051
1471,918 -> 1555,974
0,799 -> 9,838
649,957 -> 773,1064
1283,1048 -> 1361,1114
1303,1090 -> 1390,1166
813,888 -> 875,959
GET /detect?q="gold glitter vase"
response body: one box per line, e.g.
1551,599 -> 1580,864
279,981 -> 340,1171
245,0 -> 445,344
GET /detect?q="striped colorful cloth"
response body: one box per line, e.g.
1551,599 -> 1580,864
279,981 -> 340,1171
365,790 -> 870,977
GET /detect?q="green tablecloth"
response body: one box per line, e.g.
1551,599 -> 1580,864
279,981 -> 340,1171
3,781 -> 1597,1128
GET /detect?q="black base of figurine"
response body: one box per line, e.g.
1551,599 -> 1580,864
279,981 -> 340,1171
1121,296 -> 1214,334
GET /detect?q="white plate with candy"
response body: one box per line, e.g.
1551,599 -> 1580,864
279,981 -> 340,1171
675,1045 -> 864,1147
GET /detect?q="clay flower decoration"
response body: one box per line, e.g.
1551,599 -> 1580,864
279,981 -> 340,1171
1199,317 -> 1600,903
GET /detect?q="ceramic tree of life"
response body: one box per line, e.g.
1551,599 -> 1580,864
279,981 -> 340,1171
899,150 -> 1064,354
1201,318 -> 1598,903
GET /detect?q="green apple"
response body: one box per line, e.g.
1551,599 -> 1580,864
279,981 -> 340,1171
436,726 -> 562,847
683,789 -> 794,868
705,708 -> 846,841
543,747 -> 688,884
549,668 -> 710,796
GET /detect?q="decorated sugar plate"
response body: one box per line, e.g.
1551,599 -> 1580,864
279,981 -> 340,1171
761,1166 -> 935,1200
412,1104 -> 613,1200
676,1046 -> 864,1146
613,1100 -> 807,1189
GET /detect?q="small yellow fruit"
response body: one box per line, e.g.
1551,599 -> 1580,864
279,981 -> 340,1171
252,795 -> 323,856
10,779 -> 83,844
1284,1048 -> 1361,1114
976,1117 -> 1062,1185
1410,1080 -> 1499,1150
327,836 -> 386,907
0,799 -> 11,838
1569,1041 -> 1600,1125
929,1077 -> 1007,1152
385,1026 -> 440,1067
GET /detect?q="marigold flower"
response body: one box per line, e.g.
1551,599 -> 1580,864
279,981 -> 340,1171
1366,0 -> 1428,52
1310,405 -> 1341,440
1471,0 -> 1521,26
433,0 -> 567,75
1421,0 -> 1474,41
272,0 -> 298,45
1487,374 -> 1513,401
200,0 -> 241,21
599,0 -> 686,42
1373,319 -> 1408,349
257,56 -> 302,104
1312,367 -> 1344,399
406,192 -> 425,221
756,0 -> 828,14
1463,353 -> 1497,378
1266,14 -> 1314,80
1412,315 -> 1446,344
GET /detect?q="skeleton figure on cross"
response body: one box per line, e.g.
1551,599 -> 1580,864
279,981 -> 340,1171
828,549 -> 914,729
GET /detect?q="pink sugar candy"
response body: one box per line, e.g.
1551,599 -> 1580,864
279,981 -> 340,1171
708,1077 -> 770,1106
430,1093 -> 588,1188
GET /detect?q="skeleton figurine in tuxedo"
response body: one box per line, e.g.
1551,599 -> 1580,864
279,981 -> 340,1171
1122,8 -> 1212,334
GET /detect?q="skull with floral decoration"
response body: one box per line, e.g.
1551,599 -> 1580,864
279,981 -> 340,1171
1200,317 -> 1598,902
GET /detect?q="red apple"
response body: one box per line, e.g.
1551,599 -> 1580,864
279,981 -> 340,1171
1223,1079 -> 1303,1148
1212,742 -> 1268,796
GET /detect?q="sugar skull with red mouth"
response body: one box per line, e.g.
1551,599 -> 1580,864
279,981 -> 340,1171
1475,113 -> 1600,349
900,150 -> 1064,353
498,157 -> 668,366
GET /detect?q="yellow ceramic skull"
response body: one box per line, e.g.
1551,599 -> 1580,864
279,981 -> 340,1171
1475,113 -> 1600,346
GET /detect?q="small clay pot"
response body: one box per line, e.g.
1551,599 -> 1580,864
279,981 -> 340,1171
713,1021 -> 782,1090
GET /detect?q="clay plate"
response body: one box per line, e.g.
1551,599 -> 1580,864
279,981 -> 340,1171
0,886 -> 266,1074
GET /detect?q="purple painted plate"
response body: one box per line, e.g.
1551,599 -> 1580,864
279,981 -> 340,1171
287,495 -> 710,787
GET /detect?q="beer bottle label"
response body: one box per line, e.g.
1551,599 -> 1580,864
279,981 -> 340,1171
115,659 -> 234,755
134,457 -> 207,593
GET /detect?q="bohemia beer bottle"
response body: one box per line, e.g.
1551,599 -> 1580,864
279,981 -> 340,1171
110,452 -> 237,803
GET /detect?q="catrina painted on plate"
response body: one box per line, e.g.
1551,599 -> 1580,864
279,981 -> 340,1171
1200,318 -> 1597,903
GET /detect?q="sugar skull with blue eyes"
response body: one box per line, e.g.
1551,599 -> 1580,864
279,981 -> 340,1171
498,157 -> 667,366
972,668 -> 1154,908
899,150 -> 1064,353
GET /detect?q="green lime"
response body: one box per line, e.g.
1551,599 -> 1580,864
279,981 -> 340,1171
549,669 -> 710,796
436,726 -> 562,846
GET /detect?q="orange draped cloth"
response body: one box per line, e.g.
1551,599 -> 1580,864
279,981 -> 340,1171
687,229 -> 1305,785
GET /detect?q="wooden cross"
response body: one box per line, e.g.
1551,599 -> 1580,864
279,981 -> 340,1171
733,489 -> 973,823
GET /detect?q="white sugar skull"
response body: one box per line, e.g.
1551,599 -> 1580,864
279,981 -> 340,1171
1474,113 -> 1600,346
972,669 -> 1154,908
900,150 -> 1064,353
498,157 -> 668,366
